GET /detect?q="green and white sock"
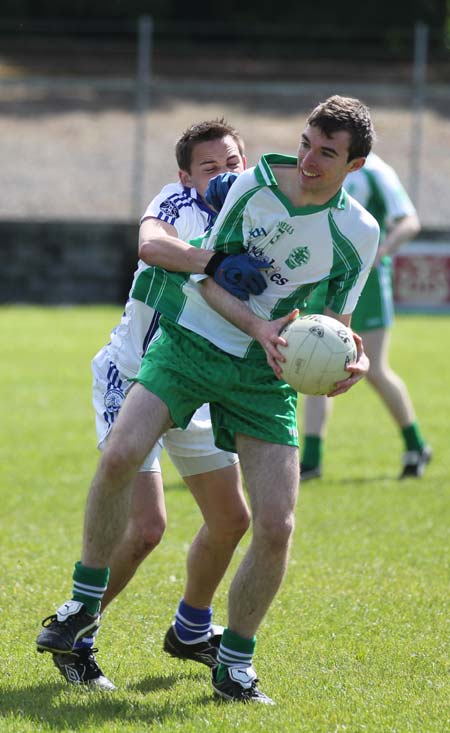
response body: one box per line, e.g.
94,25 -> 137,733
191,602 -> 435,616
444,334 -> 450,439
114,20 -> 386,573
401,422 -> 425,453
216,628 -> 256,682
72,561 -> 110,616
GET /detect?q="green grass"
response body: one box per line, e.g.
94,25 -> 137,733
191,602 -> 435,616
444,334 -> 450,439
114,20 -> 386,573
0,306 -> 449,733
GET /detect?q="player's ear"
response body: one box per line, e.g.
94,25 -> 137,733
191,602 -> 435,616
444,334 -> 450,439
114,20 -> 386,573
179,169 -> 192,187
347,157 -> 366,174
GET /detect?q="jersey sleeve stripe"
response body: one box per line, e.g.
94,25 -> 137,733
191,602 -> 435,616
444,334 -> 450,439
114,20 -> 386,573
212,186 -> 262,253
327,211 -> 365,313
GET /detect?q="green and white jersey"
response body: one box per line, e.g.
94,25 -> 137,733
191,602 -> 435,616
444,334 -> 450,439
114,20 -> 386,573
344,153 -> 416,239
108,182 -> 214,377
145,154 -> 379,359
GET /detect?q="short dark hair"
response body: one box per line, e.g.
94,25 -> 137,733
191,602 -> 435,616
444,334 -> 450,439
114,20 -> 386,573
307,95 -> 375,161
175,118 -> 245,172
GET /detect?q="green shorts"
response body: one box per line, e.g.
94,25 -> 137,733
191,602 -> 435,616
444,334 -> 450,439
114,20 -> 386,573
351,261 -> 394,332
302,260 -> 394,333
134,318 -> 299,453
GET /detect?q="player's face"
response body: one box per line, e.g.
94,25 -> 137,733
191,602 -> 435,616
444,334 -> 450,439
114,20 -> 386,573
297,124 -> 365,203
179,135 -> 246,198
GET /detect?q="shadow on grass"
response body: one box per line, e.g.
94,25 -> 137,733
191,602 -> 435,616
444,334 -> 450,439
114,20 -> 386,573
331,474 -> 397,484
129,669 -> 203,694
300,473 -> 396,487
0,671 -> 212,730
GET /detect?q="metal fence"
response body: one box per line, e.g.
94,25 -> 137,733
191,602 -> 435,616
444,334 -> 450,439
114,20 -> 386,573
1,18 -> 449,227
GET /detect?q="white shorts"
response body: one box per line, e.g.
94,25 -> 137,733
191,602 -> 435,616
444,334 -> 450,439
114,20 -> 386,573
91,346 -> 238,477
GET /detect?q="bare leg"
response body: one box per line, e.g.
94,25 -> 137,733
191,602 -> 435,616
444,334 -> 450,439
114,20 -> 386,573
227,436 -> 299,639
302,394 -> 333,437
82,384 -> 172,567
183,463 -> 250,609
363,328 -> 416,426
101,471 -> 167,610
102,463 -> 248,612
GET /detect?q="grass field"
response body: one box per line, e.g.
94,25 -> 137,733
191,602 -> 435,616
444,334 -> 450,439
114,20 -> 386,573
0,306 -> 449,733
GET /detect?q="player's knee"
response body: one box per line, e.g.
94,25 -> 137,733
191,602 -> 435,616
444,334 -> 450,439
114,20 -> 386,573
366,363 -> 381,383
128,515 -> 166,560
222,507 -> 251,543
254,510 -> 295,550
209,503 -> 251,542
366,363 -> 392,389
137,524 -> 165,556
231,503 -> 251,535
101,442 -> 142,482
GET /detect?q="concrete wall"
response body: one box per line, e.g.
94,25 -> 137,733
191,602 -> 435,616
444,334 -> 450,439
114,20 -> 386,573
1,220 -> 450,309
0,220 -> 138,304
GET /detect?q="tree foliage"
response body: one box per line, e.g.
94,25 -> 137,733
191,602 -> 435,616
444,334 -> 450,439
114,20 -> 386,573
0,0 -> 447,29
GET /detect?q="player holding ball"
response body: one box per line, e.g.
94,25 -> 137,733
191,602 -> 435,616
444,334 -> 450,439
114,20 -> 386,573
36,96 -> 378,704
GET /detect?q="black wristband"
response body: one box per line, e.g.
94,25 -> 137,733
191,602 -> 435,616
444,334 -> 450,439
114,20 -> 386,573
204,251 -> 229,276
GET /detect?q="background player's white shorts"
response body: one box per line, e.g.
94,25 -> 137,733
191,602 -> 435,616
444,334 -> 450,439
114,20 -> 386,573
92,346 -> 238,477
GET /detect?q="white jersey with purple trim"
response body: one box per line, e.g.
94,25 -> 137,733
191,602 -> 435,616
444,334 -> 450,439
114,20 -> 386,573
108,182 -> 215,377
170,154 -> 379,358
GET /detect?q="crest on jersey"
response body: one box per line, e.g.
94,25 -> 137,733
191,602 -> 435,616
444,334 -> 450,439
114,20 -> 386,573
284,246 -> 310,269
104,387 -> 124,412
159,198 -> 180,219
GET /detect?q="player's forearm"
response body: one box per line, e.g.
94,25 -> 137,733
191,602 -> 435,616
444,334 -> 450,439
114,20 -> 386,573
139,236 -> 212,273
199,278 -> 263,338
381,213 -> 421,257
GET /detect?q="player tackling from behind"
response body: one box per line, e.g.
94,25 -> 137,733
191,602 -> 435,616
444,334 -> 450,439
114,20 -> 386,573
36,118 -> 271,689
36,96 -> 379,704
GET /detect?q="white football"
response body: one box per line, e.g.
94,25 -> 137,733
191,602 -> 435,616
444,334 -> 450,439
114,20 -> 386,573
279,314 -> 357,395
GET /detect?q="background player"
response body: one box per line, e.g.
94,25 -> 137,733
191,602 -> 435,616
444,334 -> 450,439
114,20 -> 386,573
300,152 -> 432,480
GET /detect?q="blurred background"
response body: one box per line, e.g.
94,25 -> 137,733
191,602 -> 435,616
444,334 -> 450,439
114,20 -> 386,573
1,0 -> 449,306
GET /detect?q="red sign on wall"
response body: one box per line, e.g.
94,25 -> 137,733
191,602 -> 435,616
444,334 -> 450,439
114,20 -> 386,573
394,243 -> 450,311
